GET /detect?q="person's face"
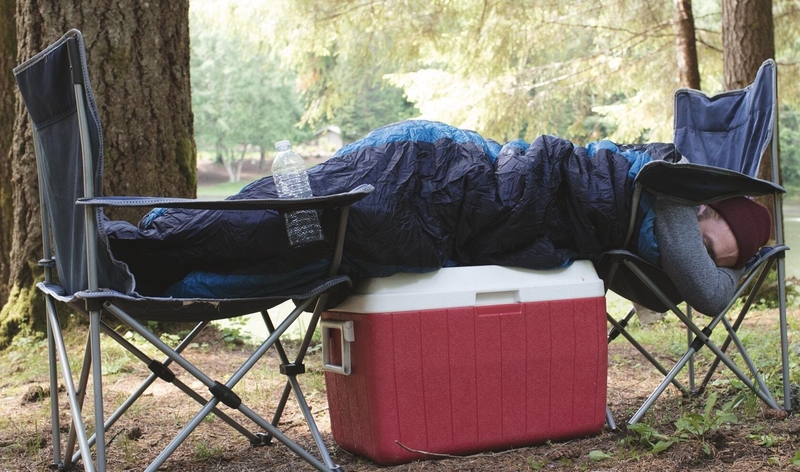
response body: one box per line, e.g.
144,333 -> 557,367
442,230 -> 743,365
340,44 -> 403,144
697,205 -> 739,267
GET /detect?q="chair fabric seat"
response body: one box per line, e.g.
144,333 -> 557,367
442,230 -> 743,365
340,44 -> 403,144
603,58 -> 792,426
37,274 -> 351,321
15,29 -> 366,472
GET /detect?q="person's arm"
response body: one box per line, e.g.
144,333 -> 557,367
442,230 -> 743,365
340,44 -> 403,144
654,196 -> 744,316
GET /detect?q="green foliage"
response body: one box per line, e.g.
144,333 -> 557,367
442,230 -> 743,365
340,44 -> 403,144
187,0 -> 800,183
218,316 -> 253,347
275,0 -> 684,142
780,107 -> 800,188
746,432 -> 785,448
673,392 -> 739,440
190,1 -> 312,180
626,422 -> 676,453
334,83 -> 418,142
626,392 -> 739,455
527,457 -> 548,470
588,450 -> 613,461
737,268 -> 800,311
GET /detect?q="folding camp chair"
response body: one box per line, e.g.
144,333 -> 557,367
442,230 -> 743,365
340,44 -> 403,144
600,59 -> 791,424
14,29 -> 372,472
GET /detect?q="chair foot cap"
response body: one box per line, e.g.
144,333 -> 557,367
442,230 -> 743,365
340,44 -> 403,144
251,433 -> 274,446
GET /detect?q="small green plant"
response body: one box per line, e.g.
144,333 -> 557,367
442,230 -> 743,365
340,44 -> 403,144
626,392 -> 739,455
626,423 -> 675,453
115,433 -> 137,466
675,392 -> 738,435
527,456 -> 548,470
588,450 -> 613,461
746,432 -> 784,448
102,350 -> 136,375
218,316 -> 253,346
160,332 -> 182,346
145,320 -> 159,333
793,449 -> 800,466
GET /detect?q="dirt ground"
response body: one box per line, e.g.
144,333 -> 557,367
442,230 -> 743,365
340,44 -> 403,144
1,307 -> 799,472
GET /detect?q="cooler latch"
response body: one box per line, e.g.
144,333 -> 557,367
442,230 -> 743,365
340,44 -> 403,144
321,320 -> 354,375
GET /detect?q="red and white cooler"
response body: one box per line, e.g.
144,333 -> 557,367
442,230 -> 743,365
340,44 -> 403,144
321,261 -> 607,465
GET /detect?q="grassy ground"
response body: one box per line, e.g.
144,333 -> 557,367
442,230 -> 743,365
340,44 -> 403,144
0,304 -> 798,471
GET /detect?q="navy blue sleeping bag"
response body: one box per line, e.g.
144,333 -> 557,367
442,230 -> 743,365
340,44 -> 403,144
105,120 -> 679,300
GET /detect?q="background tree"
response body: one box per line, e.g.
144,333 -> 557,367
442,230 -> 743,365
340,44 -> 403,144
0,0 -> 196,348
334,83 -> 418,142
190,0 -> 311,181
274,0 -> 799,180
722,0 -> 778,226
722,0 -> 774,90
674,0 -> 701,89
275,0 -> 681,144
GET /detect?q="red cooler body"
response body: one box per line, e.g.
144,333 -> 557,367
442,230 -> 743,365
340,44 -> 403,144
321,261 -> 607,465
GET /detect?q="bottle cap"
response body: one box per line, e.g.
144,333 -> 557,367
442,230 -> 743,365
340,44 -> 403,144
275,140 -> 291,151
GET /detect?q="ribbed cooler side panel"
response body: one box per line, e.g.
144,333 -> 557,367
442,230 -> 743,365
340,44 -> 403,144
323,296 -> 607,465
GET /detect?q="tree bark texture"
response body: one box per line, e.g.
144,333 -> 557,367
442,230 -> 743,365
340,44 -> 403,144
0,1 -> 196,348
673,0 -> 701,90
0,0 -> 16,306
721,0 -> 778,225
722,0 -> 775,90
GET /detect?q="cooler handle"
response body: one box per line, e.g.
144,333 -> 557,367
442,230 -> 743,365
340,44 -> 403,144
321,320 -> 354,375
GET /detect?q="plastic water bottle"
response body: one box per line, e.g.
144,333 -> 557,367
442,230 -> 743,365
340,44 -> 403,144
272,140 -> 324,246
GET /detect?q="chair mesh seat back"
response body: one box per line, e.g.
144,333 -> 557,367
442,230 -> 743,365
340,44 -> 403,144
14,31 -> 135,295
673,59 -> 776,177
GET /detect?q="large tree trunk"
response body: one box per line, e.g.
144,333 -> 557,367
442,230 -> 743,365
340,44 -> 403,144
721,0 -> 778,232
722,0 -> 774,90
0,0 -> 196,348
673,0 -> 701,90
0,0 -> 15,306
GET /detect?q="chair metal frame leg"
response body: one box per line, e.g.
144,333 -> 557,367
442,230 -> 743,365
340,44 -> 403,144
104,297 -> 338,472
777,256 -> 792,413
68,318 -> 267,465
261,297 -> 338,470
687,306 -> 695,392
625,259 -> 782,424
46,311 -> 62,469
698,260 -> 774,392
89,309 -> 106,469
605,406 -> 618,431
45,295 -> 96,472
259,207 -> 351,469
63,333 -> 93,469
607,311 -> 689,395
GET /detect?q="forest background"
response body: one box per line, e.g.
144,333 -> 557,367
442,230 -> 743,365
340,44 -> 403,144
0,0 -> 798,346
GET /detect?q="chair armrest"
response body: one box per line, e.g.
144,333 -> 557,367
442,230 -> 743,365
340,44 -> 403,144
76,184 -> 374,212
744,244 -> 789,273
635,161 -> 784,205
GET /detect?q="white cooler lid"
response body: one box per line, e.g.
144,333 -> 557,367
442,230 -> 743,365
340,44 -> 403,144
331,260 -> 604,313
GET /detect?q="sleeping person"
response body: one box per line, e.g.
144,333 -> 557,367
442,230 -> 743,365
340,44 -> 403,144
105,120 -> 771,316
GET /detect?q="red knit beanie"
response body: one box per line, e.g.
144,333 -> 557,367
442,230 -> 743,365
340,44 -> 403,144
708,197 -> 771,269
